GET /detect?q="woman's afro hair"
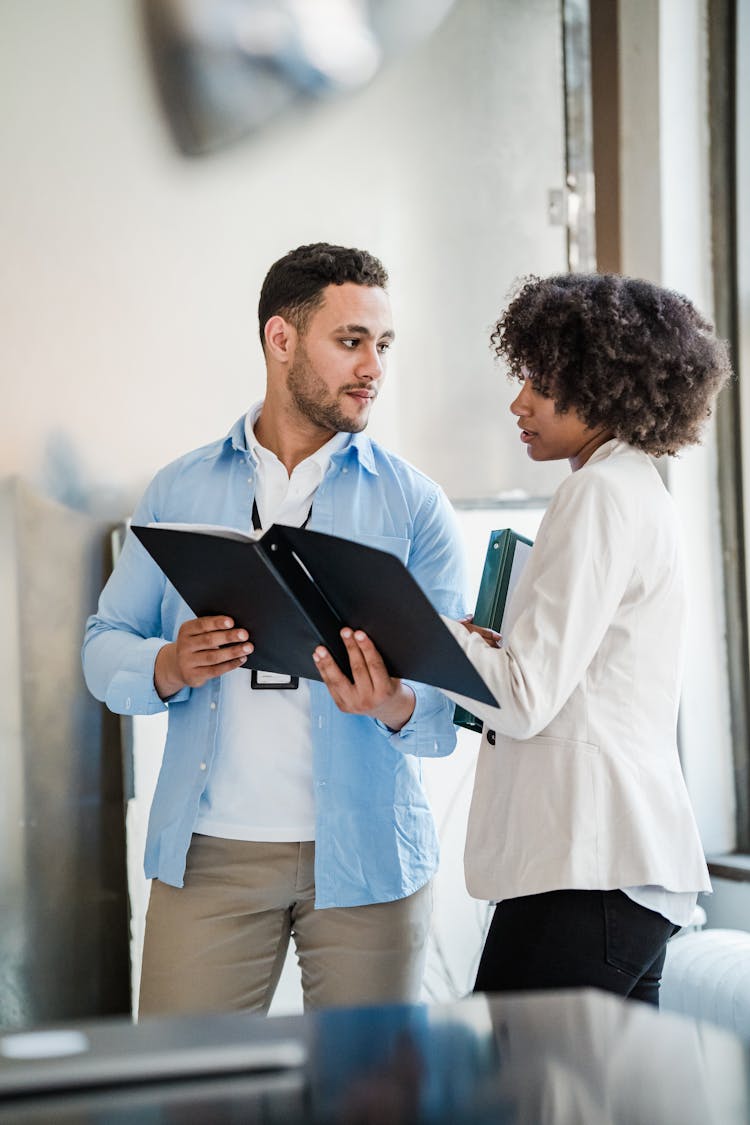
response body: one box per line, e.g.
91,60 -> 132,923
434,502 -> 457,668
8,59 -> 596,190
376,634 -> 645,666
490,273 -> 732,455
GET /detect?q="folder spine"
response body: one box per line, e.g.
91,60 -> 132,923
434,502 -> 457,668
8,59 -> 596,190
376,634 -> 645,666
454,528 -> 533,732
256,529 -> 350,672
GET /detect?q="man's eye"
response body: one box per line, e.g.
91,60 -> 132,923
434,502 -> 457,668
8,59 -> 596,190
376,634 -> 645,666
377,341 -> 391,353
341,338 -> 359,349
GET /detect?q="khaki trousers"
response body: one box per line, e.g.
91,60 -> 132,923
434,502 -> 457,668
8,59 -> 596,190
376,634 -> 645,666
138,834 -> 432,1018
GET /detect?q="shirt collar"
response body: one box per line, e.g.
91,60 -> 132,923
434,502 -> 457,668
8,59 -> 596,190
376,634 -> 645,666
244,401 -> 350,472
225,403 -> 379,475
584,437 -> 628,467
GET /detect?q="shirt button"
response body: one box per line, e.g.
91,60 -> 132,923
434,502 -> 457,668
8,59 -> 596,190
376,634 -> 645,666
342,468 -> 348,474
199,762 -> 207,771
210,702 -> 217,711
125,697 -> 132,710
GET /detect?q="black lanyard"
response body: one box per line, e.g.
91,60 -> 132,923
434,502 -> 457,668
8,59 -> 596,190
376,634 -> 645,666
251,498 -> 313,533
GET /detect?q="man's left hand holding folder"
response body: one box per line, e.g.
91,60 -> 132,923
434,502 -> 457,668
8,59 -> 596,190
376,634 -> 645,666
312,627 -> 416,732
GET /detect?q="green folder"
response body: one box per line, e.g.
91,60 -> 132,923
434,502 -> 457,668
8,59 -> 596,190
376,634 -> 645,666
454,528 -> 534,732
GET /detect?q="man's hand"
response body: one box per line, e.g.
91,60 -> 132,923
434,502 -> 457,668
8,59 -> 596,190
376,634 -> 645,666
458,614 -> 502,648
313,629 -> 416,732
154,616 -> 254,699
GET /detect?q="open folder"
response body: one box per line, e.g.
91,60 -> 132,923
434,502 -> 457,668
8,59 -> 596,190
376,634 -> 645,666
132,522 -> 499,708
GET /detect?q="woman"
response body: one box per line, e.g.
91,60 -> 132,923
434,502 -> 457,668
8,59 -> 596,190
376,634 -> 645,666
441,272 -> 731,1005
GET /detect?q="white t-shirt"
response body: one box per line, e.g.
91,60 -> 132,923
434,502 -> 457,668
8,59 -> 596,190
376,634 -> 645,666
194,404 -> 350,842
623,886 -> 698,928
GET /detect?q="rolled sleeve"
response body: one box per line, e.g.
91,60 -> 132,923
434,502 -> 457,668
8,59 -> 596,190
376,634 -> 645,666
372,680 -> 458,757
85,627 -> 177,715
81,472 -> 191,715
368,485 -> 470,758
106,665 -> 169,715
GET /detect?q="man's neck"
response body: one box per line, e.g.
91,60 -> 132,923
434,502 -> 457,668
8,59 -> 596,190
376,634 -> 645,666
253,405 -> 337,474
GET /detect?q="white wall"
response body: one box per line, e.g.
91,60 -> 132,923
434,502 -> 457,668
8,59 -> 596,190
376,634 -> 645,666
0,0 -> 568,516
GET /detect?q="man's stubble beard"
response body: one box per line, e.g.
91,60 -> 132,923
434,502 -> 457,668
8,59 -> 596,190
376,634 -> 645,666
287,347 -> 372,434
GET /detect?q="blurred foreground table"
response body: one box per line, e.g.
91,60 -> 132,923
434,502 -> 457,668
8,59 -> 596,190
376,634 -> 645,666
0,988 -> 748,1123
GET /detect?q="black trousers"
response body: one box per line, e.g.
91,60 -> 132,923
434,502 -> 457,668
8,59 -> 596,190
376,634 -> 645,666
474,889 -> 679,1007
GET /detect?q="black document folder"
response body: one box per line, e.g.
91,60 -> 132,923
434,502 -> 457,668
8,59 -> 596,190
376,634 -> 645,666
454,528 -> 533,731
132,523 -> 499,708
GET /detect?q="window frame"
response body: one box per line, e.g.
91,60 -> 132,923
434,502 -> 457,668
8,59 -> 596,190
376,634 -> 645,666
710,0 -> 750,853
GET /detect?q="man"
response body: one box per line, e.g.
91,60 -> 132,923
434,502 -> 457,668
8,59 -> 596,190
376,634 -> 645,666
83,243 -> 468,1016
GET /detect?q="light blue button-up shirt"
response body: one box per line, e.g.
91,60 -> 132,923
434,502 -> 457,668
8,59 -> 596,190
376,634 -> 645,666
82,416 -> 469,908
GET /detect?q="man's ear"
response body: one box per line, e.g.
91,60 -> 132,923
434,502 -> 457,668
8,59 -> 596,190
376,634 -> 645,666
263,315 -> 296,362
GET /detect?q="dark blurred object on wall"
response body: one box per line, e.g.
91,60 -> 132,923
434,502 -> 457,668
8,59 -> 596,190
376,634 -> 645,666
0,478 -> 130,1029
142,0 -> 456,155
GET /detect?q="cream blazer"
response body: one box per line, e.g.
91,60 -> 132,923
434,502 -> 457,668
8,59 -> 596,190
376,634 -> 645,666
444,440 -> 711,902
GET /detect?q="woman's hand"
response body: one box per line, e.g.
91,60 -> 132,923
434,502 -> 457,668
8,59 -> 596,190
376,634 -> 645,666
458,614 -> 503,648
313,628 -> 416,731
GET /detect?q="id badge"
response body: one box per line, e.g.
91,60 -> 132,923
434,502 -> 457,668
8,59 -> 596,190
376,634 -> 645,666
251,669 -> 299,690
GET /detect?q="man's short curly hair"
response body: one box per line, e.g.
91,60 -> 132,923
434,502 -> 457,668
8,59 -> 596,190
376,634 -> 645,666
258,242 -> 388,348
491,273 -> 732,456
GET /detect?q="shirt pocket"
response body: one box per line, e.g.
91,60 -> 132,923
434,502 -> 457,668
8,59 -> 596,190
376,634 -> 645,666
349,532 -> 411,566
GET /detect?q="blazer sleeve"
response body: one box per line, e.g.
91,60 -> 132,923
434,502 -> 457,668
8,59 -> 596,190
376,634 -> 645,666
442,470 -> 635,739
